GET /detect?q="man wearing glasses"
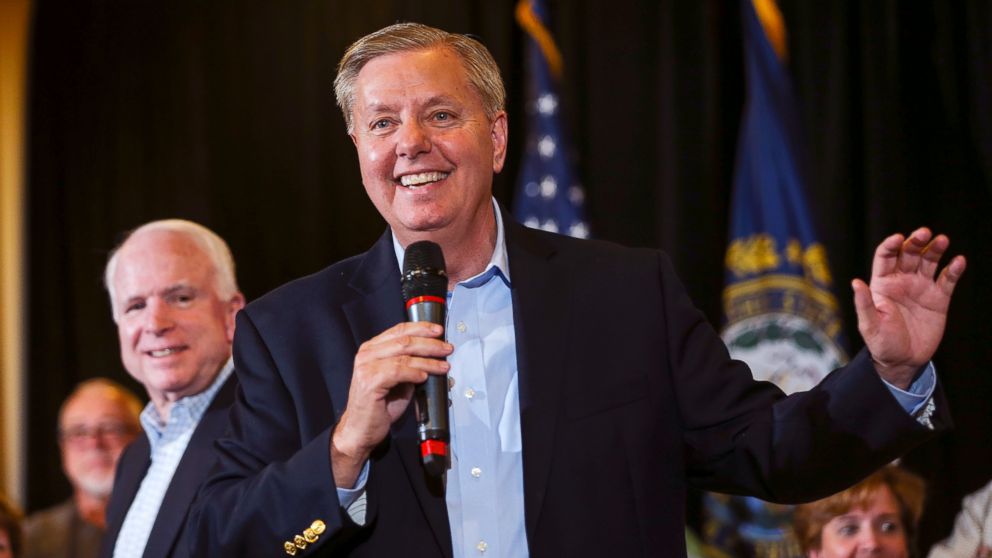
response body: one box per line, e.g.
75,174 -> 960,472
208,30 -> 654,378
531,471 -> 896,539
24,379 -> 142,558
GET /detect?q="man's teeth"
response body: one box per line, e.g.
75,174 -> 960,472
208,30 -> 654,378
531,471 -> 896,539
149,348 -> 180,357
400,172 -> 448,188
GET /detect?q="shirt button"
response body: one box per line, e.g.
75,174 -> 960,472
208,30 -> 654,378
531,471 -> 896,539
470,467 -> 482,478
448,376 -> 455,390
476,540 -> 488,553
456,321 -> 467,333
464,388 -> 476,400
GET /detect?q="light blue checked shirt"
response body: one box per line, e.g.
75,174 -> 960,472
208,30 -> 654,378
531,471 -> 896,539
113,360 -> 234,558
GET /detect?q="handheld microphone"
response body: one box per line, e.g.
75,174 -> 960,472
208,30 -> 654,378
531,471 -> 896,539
401,240 -> 450,477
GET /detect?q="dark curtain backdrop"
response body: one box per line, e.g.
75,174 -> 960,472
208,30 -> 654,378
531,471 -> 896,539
25,0 -> 991,550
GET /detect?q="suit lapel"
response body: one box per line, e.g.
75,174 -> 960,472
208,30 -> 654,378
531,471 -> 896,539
505,219 -> 571,541
142,376 -> 237,558
341,231 -> 453,558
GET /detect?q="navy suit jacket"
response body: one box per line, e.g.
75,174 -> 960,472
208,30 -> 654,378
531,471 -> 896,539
101,375 -> 237,558
190,218 -> 948,557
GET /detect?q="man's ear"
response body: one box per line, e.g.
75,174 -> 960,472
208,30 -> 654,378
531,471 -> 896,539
225,292 -> 246,342
491,111 -> 508,174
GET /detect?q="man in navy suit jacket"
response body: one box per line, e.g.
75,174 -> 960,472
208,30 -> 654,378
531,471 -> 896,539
189,23 -> 967,557
99,220 -> 245,558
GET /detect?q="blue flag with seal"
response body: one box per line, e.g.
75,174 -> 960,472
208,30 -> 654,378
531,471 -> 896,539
514,0 -> 589,239
703,1 -> 848,556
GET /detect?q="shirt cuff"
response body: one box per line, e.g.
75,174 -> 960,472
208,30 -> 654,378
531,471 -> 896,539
880,361 -> 936,416
336,460 -> 369,525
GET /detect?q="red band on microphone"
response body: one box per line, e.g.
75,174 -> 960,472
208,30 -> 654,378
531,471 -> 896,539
420,440 -> 447,457
405,295 -> 446,309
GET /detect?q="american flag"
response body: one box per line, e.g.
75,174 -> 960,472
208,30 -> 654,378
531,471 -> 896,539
513,0 -> 589,239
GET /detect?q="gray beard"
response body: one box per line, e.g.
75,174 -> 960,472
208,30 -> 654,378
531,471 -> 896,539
75,472 -> 114,498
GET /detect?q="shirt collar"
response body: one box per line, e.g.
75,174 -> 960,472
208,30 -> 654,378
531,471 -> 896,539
391,197 -> 511,288
139,357 -> 234,441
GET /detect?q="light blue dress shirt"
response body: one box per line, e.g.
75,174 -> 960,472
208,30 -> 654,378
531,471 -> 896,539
389,200 -> 526,557
338,198 -> 936,556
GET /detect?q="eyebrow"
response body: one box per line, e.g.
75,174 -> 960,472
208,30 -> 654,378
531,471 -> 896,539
364,101 -> 397,114
161,284 -> 196,297
834,512 -> 900,522
363,95 -> 462,115
121,293 -> 145,308
421,95 -> 460,109
121,284 -> 194,305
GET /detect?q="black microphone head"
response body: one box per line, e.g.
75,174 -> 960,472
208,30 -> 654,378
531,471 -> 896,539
402,241 -> 447,301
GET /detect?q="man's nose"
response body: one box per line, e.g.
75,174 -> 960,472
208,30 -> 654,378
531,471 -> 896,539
143,299 -> 175,334
396,119 -> 431,159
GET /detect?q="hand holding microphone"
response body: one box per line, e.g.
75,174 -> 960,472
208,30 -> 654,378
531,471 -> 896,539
329,241 -> 453,487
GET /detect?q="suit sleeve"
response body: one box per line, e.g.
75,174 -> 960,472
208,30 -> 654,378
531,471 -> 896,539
187,310 -> 363,556
652,252 -> 950,503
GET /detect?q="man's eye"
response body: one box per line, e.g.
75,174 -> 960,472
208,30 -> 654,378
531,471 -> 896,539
171,293 -> 194,305
372,119 -> 391,130
125,302 -> 145,313
433,111 -> 451,121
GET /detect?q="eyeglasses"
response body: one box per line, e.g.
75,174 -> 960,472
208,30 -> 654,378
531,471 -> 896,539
58,422 -> 137,446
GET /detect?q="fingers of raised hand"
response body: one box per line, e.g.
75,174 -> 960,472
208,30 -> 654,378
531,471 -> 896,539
851,278 -> 879,337
916,233 -> 948,277
936,254 -> 967,297
872,233 -> 906,278
872,228 -> 954,279
896,227 -> 933,273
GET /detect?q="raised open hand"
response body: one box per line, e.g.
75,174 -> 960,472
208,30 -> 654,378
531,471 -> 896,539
852,228 -> 966,389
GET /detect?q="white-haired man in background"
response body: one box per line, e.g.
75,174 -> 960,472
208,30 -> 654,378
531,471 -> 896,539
98,220 -> 244,558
